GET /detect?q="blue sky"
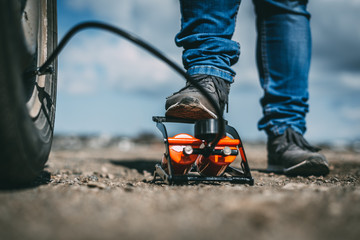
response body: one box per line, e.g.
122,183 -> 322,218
55,0 -> 360,144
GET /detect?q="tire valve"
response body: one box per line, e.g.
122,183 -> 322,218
36,65 -> 54,75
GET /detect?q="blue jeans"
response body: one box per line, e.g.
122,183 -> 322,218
176,0 -> 311,137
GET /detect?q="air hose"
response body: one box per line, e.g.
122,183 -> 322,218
35,21 -> 225,153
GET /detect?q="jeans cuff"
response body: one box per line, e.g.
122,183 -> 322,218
187,66 -> 235,83
266,125 -> 305,138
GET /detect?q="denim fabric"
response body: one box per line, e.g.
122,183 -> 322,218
175,0 -> 242,82
176,0 -> 312,137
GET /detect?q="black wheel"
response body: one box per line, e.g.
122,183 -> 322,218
0,0 -> 57,187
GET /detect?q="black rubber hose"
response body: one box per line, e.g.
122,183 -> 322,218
37,21 -> 225,152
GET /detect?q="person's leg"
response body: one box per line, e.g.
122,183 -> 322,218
166,0 -> 241,119
254,0 -> 311,136
253,0 -> 329,176
176,0 -> 241,82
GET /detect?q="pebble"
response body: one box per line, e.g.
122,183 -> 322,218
87,181 -> 107,189
331,177 -> 340,182
107,173 -> 115,180
101,166 -> 108,173
124,187 -> 134,192
282,183 -> 307,190
88,175 -> 98,182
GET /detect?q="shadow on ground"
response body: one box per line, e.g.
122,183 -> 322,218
0,170 -> 51,190
110,159 -> 159,174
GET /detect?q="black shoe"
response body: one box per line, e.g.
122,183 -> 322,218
165,75 -> 230,120
267,128 -> 330,176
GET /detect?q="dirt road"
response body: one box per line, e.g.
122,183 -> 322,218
0,139 -> 359,240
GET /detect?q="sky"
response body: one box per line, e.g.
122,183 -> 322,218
55,0 -> 360,144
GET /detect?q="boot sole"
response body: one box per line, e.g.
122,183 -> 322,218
265,157 -> 330,176
284,157 -> 330,176
165,98 -> 217,120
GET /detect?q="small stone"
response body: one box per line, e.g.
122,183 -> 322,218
87,181 -> 107,189
143,170 -> 151,177
88,175 -> 98,182
107,173 -> 115,180
308,175 -> 316,180
101,166 -> 108,173
73,169 -> 82,175
331,177 -> 340,182
124,187 -> 133,192
282,183 -> 307,190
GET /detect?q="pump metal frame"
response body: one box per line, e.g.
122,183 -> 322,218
152,116 -> 254,185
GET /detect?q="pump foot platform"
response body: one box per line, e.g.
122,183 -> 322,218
153,164 -> 254,185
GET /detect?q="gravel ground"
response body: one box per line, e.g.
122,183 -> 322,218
0,141 -> 359,240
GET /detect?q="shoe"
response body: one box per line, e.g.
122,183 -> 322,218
165,74 -> 230,120
267,128 -> 330,176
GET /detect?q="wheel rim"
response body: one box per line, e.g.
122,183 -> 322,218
21,0 -> 49,120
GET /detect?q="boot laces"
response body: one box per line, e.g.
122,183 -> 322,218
179,75 -> 230,112
279,128 -> 321,153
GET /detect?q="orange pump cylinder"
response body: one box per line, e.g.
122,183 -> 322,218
162,134 -> 240,176
196,136 -> 239,176
161,133 -> 202,175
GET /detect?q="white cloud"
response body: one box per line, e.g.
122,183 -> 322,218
65,0 -> 181,54
310,1 -> 360,72
58,33 -> 182,96
341,106 -> 360,121
59,0 -> 184,97
340,72 -> 360,90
